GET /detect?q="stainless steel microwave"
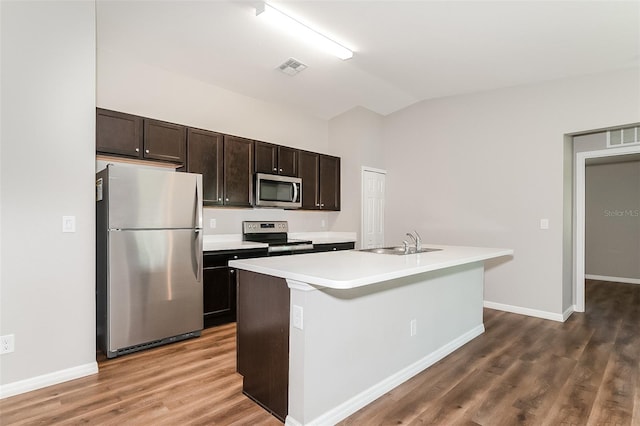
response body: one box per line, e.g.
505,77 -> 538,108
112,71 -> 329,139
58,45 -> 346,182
255,173 -> 302,209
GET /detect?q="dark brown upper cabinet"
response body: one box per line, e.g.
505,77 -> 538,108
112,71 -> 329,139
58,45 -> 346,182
278,146 -> 298,177
143,119 -> 186,164
297,151 -> 340,211
298,150 -> 320,210
96,108 -> 143,157
254,141 -> 277,174
187,128 -> 224,206
255,141 -> 298,177
223,135 -> 254,207
97,108 -> 338,211
319,154 -> 340,210
96,108 -> 186,165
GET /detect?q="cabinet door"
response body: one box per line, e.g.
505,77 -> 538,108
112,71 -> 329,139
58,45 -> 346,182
278,146 -> 298,177
254,141 -> 278,174
96,108 -> 143,157
298,150 -> 320,210
143,119 -> 186,164
187,128 -> 223,206
223,135 -> 253,207
319,155 -> 340,211
203,267 -> 235,327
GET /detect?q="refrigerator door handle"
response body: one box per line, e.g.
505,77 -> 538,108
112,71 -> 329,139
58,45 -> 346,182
194,179 -> 203,230
193,229 -> 203,283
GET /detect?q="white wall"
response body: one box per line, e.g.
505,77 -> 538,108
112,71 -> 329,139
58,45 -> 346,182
381,68 -> 640,317
328,106 -> 385,243
202,208 -> 332,235
0,0 -> 97,393
97,50 -> 329,153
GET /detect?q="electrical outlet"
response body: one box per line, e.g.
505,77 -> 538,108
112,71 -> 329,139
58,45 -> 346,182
410,319 -> 417,337
209,219 -> 217,229
1,334 -> 15,354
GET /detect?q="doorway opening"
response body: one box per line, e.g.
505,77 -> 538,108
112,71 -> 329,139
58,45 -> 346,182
574,145 -> 640,312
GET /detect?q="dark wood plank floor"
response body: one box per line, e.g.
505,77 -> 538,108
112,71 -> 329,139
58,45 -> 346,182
1,279 -> 638,425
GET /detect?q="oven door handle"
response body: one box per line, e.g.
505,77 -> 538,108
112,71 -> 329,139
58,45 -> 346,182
268,243 -> 314,253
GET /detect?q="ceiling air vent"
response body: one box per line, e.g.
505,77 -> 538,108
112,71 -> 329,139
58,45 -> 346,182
278,58 -> 307,76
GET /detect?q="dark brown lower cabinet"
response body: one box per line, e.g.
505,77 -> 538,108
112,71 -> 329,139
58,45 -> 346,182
237,270 -> 290,422
203,248 -> 267,328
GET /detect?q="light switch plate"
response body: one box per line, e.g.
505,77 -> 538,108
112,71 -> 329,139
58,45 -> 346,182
293,305 -> 304,330
62,216 -> 76,233
540,218 -> 549,230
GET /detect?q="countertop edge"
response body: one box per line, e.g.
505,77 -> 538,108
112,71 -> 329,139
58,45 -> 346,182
230,247 -> 514,289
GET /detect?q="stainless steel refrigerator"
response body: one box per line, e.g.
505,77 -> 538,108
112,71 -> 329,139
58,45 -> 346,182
96,164 -> 203,358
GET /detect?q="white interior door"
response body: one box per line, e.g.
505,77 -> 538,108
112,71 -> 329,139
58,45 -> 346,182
361,168 -> 386,249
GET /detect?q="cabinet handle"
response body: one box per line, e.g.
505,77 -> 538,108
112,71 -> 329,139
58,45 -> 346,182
273,167 -> 277,172
316,203 -> 320,207
218,198 -> 222,201
145,149 -> 150,154
233,255 -> 238,259
279,168 -> 283,172
230,269 -> 235,274
226,198 -> 229,202
321,204 -> 325,207
135,148 -> 139,152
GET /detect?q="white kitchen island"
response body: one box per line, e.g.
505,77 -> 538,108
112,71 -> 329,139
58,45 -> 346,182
230,245 -> 513,426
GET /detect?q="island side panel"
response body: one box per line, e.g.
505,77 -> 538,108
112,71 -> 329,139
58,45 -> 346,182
287,261 -> 485,425
236,270 -> 290,422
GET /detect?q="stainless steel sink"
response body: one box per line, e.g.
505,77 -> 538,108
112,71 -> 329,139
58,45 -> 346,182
359,246 -> 442,255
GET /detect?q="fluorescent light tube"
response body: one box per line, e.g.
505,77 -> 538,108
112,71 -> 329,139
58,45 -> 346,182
256,2 -> 353,60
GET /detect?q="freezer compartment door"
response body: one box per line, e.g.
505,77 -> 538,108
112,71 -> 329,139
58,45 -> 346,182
107,165 -> 202,229
107,229 -> 203,353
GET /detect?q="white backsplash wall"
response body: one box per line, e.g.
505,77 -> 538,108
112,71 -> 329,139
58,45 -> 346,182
203,207 -> 335,235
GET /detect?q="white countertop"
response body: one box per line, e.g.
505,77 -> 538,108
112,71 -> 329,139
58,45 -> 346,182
202,234 -> 268,251
229,244 -> 513,289
203,232 -> 356,252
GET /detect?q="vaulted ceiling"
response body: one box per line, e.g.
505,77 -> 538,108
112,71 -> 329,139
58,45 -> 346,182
97,1 -> 640,119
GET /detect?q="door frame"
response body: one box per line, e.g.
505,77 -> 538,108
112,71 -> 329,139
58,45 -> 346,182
574,144 -> 640,312
361,166 -> 387,250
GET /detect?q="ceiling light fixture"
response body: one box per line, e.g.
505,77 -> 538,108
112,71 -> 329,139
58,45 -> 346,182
256,2 -> 353,60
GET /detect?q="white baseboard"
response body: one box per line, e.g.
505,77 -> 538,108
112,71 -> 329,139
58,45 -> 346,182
285,324 -> 485,426
586,274 -> 640,285
562,305 -> 575,321
0,362 -> 98,399
483,300 -> 569,322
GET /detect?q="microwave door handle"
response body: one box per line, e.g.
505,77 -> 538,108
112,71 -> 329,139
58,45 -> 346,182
292,181 -> 298,202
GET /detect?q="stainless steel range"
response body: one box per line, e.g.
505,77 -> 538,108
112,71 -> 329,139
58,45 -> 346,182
242,221 -> 313,255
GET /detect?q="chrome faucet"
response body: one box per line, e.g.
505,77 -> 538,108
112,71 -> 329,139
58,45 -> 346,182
406,231 -> 422,251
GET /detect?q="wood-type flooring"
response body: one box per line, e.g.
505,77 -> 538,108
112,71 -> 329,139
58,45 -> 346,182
1,279 -> 638,425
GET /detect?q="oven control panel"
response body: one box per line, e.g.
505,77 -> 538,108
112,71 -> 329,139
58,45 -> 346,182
243,221 -> 288,234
